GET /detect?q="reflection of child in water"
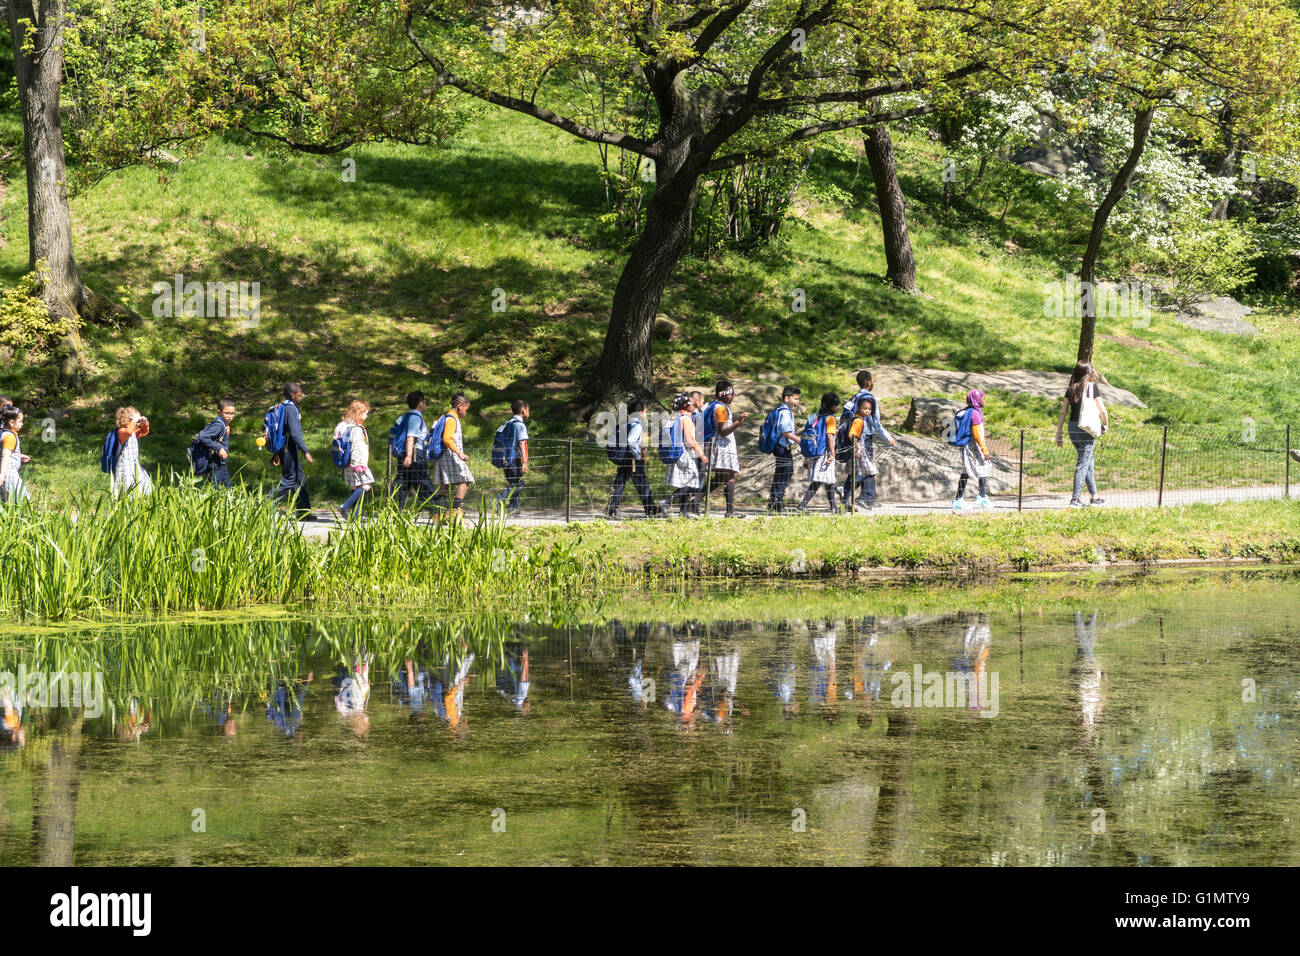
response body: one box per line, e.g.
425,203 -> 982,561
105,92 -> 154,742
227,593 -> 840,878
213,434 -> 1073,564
433,651 -> 475,731
334,655 -> 373,736
115,697 -> 152,741
496,644 -> 531,714
1,686 -> 25,749
663,639 -> 705,729
266,672 -> 313,737
394,660 -> 434,718
952,623 -> 992,712
810,625 -> 839,724
849,634 -> 892,728
701,651 -> 743,733
201,693 -> 239,737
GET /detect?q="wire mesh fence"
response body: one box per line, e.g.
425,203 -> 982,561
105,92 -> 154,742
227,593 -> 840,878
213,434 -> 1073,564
365,424 -> 1294,522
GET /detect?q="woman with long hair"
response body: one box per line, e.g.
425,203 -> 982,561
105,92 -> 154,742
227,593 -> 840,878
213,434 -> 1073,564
1055,360 -> 1109,507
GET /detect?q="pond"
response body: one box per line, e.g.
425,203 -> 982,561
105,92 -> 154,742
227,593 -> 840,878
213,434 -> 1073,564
1,569 -> 1297,865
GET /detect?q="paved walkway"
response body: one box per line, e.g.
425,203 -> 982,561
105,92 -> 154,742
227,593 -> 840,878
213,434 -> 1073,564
293,484 -> 1292,537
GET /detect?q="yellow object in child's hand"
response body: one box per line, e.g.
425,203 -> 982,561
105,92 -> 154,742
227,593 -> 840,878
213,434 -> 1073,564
256,435 -> 267,447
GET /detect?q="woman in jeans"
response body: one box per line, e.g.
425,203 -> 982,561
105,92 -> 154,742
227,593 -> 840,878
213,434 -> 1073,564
1055,360 -> 1109,507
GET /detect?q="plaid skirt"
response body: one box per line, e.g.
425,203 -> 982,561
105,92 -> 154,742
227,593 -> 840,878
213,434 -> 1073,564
432,450 -> 474,485
962,444 -> 991,478
666,453 -> 699,489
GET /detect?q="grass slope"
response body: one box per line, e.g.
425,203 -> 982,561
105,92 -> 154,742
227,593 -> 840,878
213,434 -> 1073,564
0,106 -> 1297,507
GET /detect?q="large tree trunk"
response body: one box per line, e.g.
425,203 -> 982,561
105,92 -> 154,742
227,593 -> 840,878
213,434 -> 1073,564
588,79 -> 723,408
8,0 -> 92,385
1076,105 -> 1155,366
863,125 -> 917,293
591,168 -> 700,406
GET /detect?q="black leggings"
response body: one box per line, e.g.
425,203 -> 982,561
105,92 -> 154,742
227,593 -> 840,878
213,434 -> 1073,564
956,474 -> 988,498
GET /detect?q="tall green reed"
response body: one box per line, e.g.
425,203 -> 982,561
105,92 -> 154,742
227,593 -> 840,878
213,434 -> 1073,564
0,481 -> 610,621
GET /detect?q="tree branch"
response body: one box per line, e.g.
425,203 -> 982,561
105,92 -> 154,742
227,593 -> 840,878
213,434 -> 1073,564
404,8 -> 656,156
752,61 -> 986,112
706,104 -> 938,171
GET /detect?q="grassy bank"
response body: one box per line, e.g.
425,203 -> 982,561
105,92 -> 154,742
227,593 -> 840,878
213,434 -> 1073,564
522,499 -> 1300,577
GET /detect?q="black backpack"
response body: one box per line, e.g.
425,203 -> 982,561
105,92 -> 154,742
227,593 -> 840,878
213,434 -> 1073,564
834,417 -> 854,463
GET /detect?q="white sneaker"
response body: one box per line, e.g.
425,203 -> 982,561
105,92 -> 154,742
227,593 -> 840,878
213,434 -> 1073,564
976,496 -> 992,510
952,498 -> 965,511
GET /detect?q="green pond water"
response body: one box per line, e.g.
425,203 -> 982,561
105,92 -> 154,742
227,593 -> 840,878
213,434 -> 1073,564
1,569 -> 1298,866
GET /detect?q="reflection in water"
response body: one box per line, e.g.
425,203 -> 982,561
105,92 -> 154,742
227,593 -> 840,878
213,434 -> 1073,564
2,573 -> 1299,865
334,655 -> 372,736
266,675 -> 312,738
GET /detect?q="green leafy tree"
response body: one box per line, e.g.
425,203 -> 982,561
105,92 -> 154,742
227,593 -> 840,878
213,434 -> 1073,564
403,0 -> 1079,405
1059,0 -> 1300,364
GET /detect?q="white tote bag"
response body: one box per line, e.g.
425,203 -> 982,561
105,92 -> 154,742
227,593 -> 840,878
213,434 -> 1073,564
1077,383 -> 1103,438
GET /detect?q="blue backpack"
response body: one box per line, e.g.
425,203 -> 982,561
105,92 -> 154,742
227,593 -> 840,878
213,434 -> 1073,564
658,414 -> 685,464
424,414 -> 450,461
491,420 -> 521,469
262,401 -> 290,455
330,424 -> 356,469
701,400 -> 727,445
945,406 -> 974,447
100,429 -> 123,474
758,406 -> 783,454
388,410 -> 423,460
800,413 -> 828,459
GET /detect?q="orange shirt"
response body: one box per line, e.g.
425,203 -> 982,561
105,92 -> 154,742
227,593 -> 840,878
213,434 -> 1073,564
0,432 -> 16,453
442,412 -> 459,448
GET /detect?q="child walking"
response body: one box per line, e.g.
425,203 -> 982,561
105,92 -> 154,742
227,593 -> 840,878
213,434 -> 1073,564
663,392 -> 705,517
841,395 -> 879,511
953,389 -> 992,510
605,399 -> 661,519
111,406 -> 153,498
0,406 -> 31,505
334,400 -> 374,521
704,380 -> 749,518
193,399 -> 237,487
431,392 -> 474,514
493,399 -> 530,514
797,392 -> 839,513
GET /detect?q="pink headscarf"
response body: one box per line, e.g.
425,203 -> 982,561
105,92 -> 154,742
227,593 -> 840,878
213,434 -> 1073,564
966,389 -> 985,426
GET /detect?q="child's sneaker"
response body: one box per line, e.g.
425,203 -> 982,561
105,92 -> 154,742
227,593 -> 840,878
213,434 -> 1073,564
1089,497 -> 1106,507
976,496 -> 992,510
1068,498 -> 1084,508
952,498 -> 965,511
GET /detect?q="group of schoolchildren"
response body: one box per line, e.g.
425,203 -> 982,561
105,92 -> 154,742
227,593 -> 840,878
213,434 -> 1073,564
604,369 -> 992,518
253,385 -> 531,521
0,368 -> 998,517
607,370 -> 897,519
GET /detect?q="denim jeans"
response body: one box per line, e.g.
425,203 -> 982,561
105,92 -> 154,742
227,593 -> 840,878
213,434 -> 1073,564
1069,422 -> 1097,499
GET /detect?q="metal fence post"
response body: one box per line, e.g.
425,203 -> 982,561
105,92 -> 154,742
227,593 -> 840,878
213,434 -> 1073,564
849,444 -> 857,513
703,440 -> 712,517
565,439 -> 573,523
1287,424 -> 1292,499
1017,429 -> 1024,512
1157,425 -> 1168,507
